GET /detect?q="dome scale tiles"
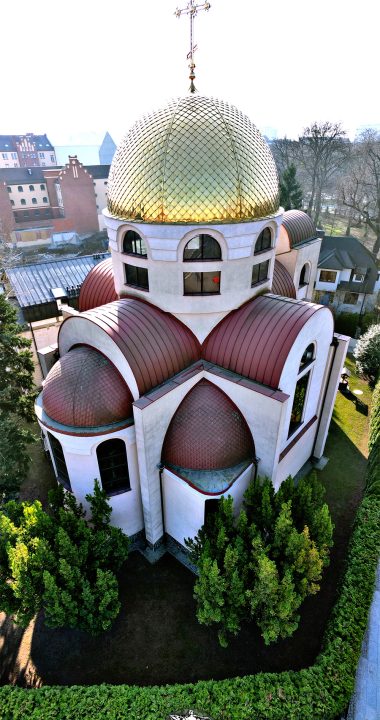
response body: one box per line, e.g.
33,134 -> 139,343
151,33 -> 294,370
107,96 -> 280,224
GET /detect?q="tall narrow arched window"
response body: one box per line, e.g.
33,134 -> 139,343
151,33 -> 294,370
183,234 -> 221,261
254,227 -> 272,254
123,230 -> 147,257
47,432 -> 71,491
299,263 -> 310,286
96,439 -> 130,496
288,372 -> 310,437
299,343 -> 315,370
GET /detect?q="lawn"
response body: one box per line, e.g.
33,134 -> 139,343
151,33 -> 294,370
0,358 -> 371,688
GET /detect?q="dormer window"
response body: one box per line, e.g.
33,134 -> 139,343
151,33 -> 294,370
183,234 -> 221,261
123,230 -> 147,257
319,270 -> 337,283
254,227 -> 272,254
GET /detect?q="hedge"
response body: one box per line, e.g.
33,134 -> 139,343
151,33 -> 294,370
1,386 -> 380,720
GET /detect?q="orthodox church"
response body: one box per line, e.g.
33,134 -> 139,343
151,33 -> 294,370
35,95 -> 348,552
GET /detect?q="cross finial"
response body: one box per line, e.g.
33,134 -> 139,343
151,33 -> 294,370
174,1 -> 211,93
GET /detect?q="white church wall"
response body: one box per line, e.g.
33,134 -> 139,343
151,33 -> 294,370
272,423 -> 317,489
133,371 -> 204,547
270,306 -> 336,481
39,420 -> 144,537
275,234 -> 321,301
58,316 -> 139,399
162,463 -> 254,547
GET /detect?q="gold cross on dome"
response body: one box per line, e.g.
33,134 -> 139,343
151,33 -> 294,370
174,0 -> 211,93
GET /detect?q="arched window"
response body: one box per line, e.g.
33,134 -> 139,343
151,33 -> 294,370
183,234 -> 221,261
29,184 -> 35,191
20,198 -> 26,205
17,186 -> 23,192
255,227 -> 272,254
300,343 -> 315,370
43,196 -> 48,203
123,230 -> 147,257
96,439 -> 130,496
32,197 -> 37,204
288,372 -> 310,437
47,432 -> 71,491
299,263 -> 310,286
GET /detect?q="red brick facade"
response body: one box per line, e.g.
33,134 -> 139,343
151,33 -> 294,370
57,157 -> 99,234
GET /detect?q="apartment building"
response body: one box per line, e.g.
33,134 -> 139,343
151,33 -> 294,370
0,134 -> 57,168
0,157 -> 110,244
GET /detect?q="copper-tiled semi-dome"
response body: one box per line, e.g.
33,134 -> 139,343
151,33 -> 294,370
61,299 -> 201,396
42,346 -> 133,428
162,380 -> 254,470
282,210 -> 316,247
271,260 -> 297,299
203,294 -> 326,389
79,258 -> 118,312
107,96 -> 280,224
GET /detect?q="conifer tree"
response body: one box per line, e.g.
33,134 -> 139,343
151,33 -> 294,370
279,164 -> 304,211
0,481 -> 130,632
0,295 -> 37,499
187,472 -> 334,646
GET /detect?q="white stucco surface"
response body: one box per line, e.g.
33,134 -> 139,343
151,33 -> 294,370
39,419 -> 144,536
162,464 -> 254,547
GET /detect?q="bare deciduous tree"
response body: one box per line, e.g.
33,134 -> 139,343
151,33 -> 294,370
341,129 -> 380,256
297,121 -> 349,227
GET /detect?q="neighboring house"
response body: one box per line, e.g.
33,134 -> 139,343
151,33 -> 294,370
0,134 -> 56,168
314,235 -> 380,314
0,158 -> 110,244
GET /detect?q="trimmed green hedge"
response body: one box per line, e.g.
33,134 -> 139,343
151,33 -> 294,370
1,386 -> 380,720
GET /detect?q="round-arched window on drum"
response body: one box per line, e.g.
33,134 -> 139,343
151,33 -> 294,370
123,230 -> 147,257
255,227 -> 272,254
183,234 -> 221,261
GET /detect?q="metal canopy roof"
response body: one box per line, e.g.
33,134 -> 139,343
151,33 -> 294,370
7,254 -> 110,308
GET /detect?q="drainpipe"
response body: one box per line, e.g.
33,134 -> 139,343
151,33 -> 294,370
157,461 -> 165,547
312,335 -> 339,459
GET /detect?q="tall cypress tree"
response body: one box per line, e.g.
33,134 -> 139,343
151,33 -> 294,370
280,164 -> 304,211
0,296 -> 37,499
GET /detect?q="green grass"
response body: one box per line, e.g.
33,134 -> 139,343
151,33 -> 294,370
314,355 -> 371,528
333,356 -> 371,457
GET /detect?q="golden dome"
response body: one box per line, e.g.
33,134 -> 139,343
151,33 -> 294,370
107,96 -> 280,224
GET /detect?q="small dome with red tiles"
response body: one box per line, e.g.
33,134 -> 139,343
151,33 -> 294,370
42,346 -> 133,428
162,379 -> 254,470
79,258 -> 118,312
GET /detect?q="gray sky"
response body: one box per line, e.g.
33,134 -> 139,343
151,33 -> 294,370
1,0 -> 378,144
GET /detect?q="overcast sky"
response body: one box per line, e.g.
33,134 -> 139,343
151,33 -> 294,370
1,0 -> 378,145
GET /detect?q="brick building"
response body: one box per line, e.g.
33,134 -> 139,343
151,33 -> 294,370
0,157 -> 110,244
0,134 -> 56,168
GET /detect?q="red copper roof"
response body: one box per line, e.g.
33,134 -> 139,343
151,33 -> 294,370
68,299 -> 201,396
162,379 -> 254,470
203,295 -> 325,389
282,210 -> 316,247
79,258 -> 118,312
271,260 -> 296,298
42,346 -> 133,427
